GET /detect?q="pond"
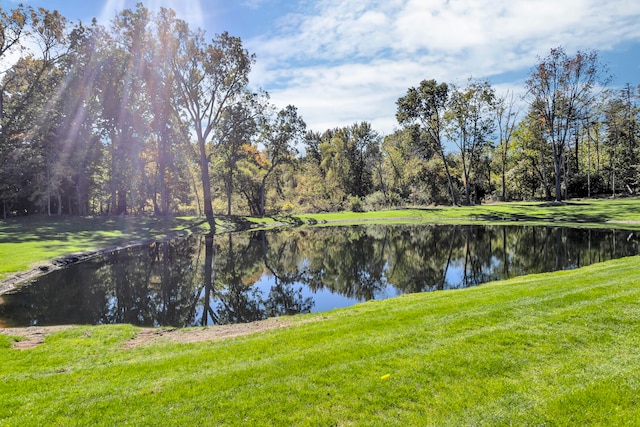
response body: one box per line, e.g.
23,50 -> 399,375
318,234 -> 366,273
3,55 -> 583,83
1,224 -> 638,327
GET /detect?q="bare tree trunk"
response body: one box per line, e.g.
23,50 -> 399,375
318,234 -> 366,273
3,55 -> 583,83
553,144 -> 563,202
438,146 -> 457,205
226,169 -> 233,216
540,151 -> 552,200
197,139 -> 215,232
501,153 -> 507,201
260,177 -> 267,217
158,132 -> 170,216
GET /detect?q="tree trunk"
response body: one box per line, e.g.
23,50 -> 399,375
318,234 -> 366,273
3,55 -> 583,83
116,188 -> 127,215
438,146 -> 457,205
501,152 -> 507,201
260,177 -> 267,217
158,132 -> 169,216
227,169 -> 233,216
553,143 -> 562,202
198,139 -> 215,232
463,165 -> 471,205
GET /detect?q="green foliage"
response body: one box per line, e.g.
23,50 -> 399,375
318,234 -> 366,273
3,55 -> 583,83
363,190 -> 390,210
348,195 -> 363,212
1,0 -> 639,220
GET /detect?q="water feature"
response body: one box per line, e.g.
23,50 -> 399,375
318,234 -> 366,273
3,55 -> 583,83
1,224 -> 638,327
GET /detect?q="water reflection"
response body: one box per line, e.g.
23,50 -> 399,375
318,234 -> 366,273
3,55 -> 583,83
0,224 -> 638,327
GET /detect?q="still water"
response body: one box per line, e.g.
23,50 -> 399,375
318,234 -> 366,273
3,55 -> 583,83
1,224 -> 638,327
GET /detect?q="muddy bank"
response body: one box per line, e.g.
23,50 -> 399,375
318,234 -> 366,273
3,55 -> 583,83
0,316 -> 323,350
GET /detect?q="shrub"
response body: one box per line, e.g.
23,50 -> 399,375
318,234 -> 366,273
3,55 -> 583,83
348,195 -> 364,212
364,191 -> 387,210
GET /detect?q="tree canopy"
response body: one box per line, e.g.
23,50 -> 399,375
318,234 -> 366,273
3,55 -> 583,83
1,3 -> 638,218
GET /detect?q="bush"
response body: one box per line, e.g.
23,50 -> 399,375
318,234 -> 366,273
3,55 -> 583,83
363,191 -> 388,210
348,195 -> 364,212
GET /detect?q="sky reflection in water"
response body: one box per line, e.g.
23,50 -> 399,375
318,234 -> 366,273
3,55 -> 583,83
1,224 -> 638,327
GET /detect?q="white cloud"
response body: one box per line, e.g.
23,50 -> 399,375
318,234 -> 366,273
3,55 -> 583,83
251,0 -> 640,135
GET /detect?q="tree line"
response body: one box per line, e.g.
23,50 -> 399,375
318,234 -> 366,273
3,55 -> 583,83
1,4 -> 639,223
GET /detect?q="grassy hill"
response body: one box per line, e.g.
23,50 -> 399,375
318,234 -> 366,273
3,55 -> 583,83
1,254 -> 639,425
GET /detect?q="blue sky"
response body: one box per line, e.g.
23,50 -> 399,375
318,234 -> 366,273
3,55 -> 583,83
4,0 -> 640,135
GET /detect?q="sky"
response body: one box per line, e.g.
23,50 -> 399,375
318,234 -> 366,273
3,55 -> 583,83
4,0 -> 640,135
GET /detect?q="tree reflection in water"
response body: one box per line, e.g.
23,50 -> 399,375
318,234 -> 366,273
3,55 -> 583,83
0,225 -> 638,327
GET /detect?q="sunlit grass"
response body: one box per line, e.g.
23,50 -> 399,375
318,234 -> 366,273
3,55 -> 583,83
0,216 -> 200,280
1,255 -> 639,425
290,198 -> 640,228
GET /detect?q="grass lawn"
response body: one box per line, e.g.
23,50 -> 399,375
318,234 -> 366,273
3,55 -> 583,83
0,216 -> 204,280
288,197 -> 640,226
1,254 -> 639,425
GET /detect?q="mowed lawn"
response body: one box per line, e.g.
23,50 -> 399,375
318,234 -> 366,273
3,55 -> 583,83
1,254 -> 639,425
290,197 -> 640,225
0,216 -> 201,280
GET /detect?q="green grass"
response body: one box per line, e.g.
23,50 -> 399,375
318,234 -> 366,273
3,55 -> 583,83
288,198 -> 640,226
2,198 -> 640,424
1,255 -> 640,425
0,216 -> 202,280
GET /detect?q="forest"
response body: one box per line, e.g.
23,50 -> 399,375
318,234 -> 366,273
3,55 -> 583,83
1,4 -> 639,222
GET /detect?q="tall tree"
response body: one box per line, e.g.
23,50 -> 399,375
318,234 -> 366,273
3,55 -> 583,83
446,79 -> 496,204
602,85 -> 640,195
525,47 -> 609,201
146,7 -> 183,216
0,6 -> 68,216
58,20 -> 107,215
97,6 -> 151,215
1,4 -> 30,120
213,91 -> 265,216
258,104 -> 306,216
397,79 -> 457,205
495,90 -> 520,201
171,22 -> 254,231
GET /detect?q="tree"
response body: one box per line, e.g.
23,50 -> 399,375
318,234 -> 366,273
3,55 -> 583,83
0,6 -> 68,216
258,104 -> 306,216
56,21 -> 108,216
145,7 -> 187,216
525,47 -> 609,201
1,4 -> 30,119
346,122 -> 381,198
446,79 -> 496,204
494,90 -> 520,200
172,23 -> 254,231
213,91 -> 266,216
397,79 -> 457,205
509,110 -> 555,199
95,6 -> 152,215
602,85 -> 639,195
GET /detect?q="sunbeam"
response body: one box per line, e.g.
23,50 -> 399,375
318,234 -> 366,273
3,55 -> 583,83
99,0 -> 205,30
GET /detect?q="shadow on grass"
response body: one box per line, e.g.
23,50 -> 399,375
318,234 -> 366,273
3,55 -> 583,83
0,215 -> 197,246
473,200 -> 619,223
